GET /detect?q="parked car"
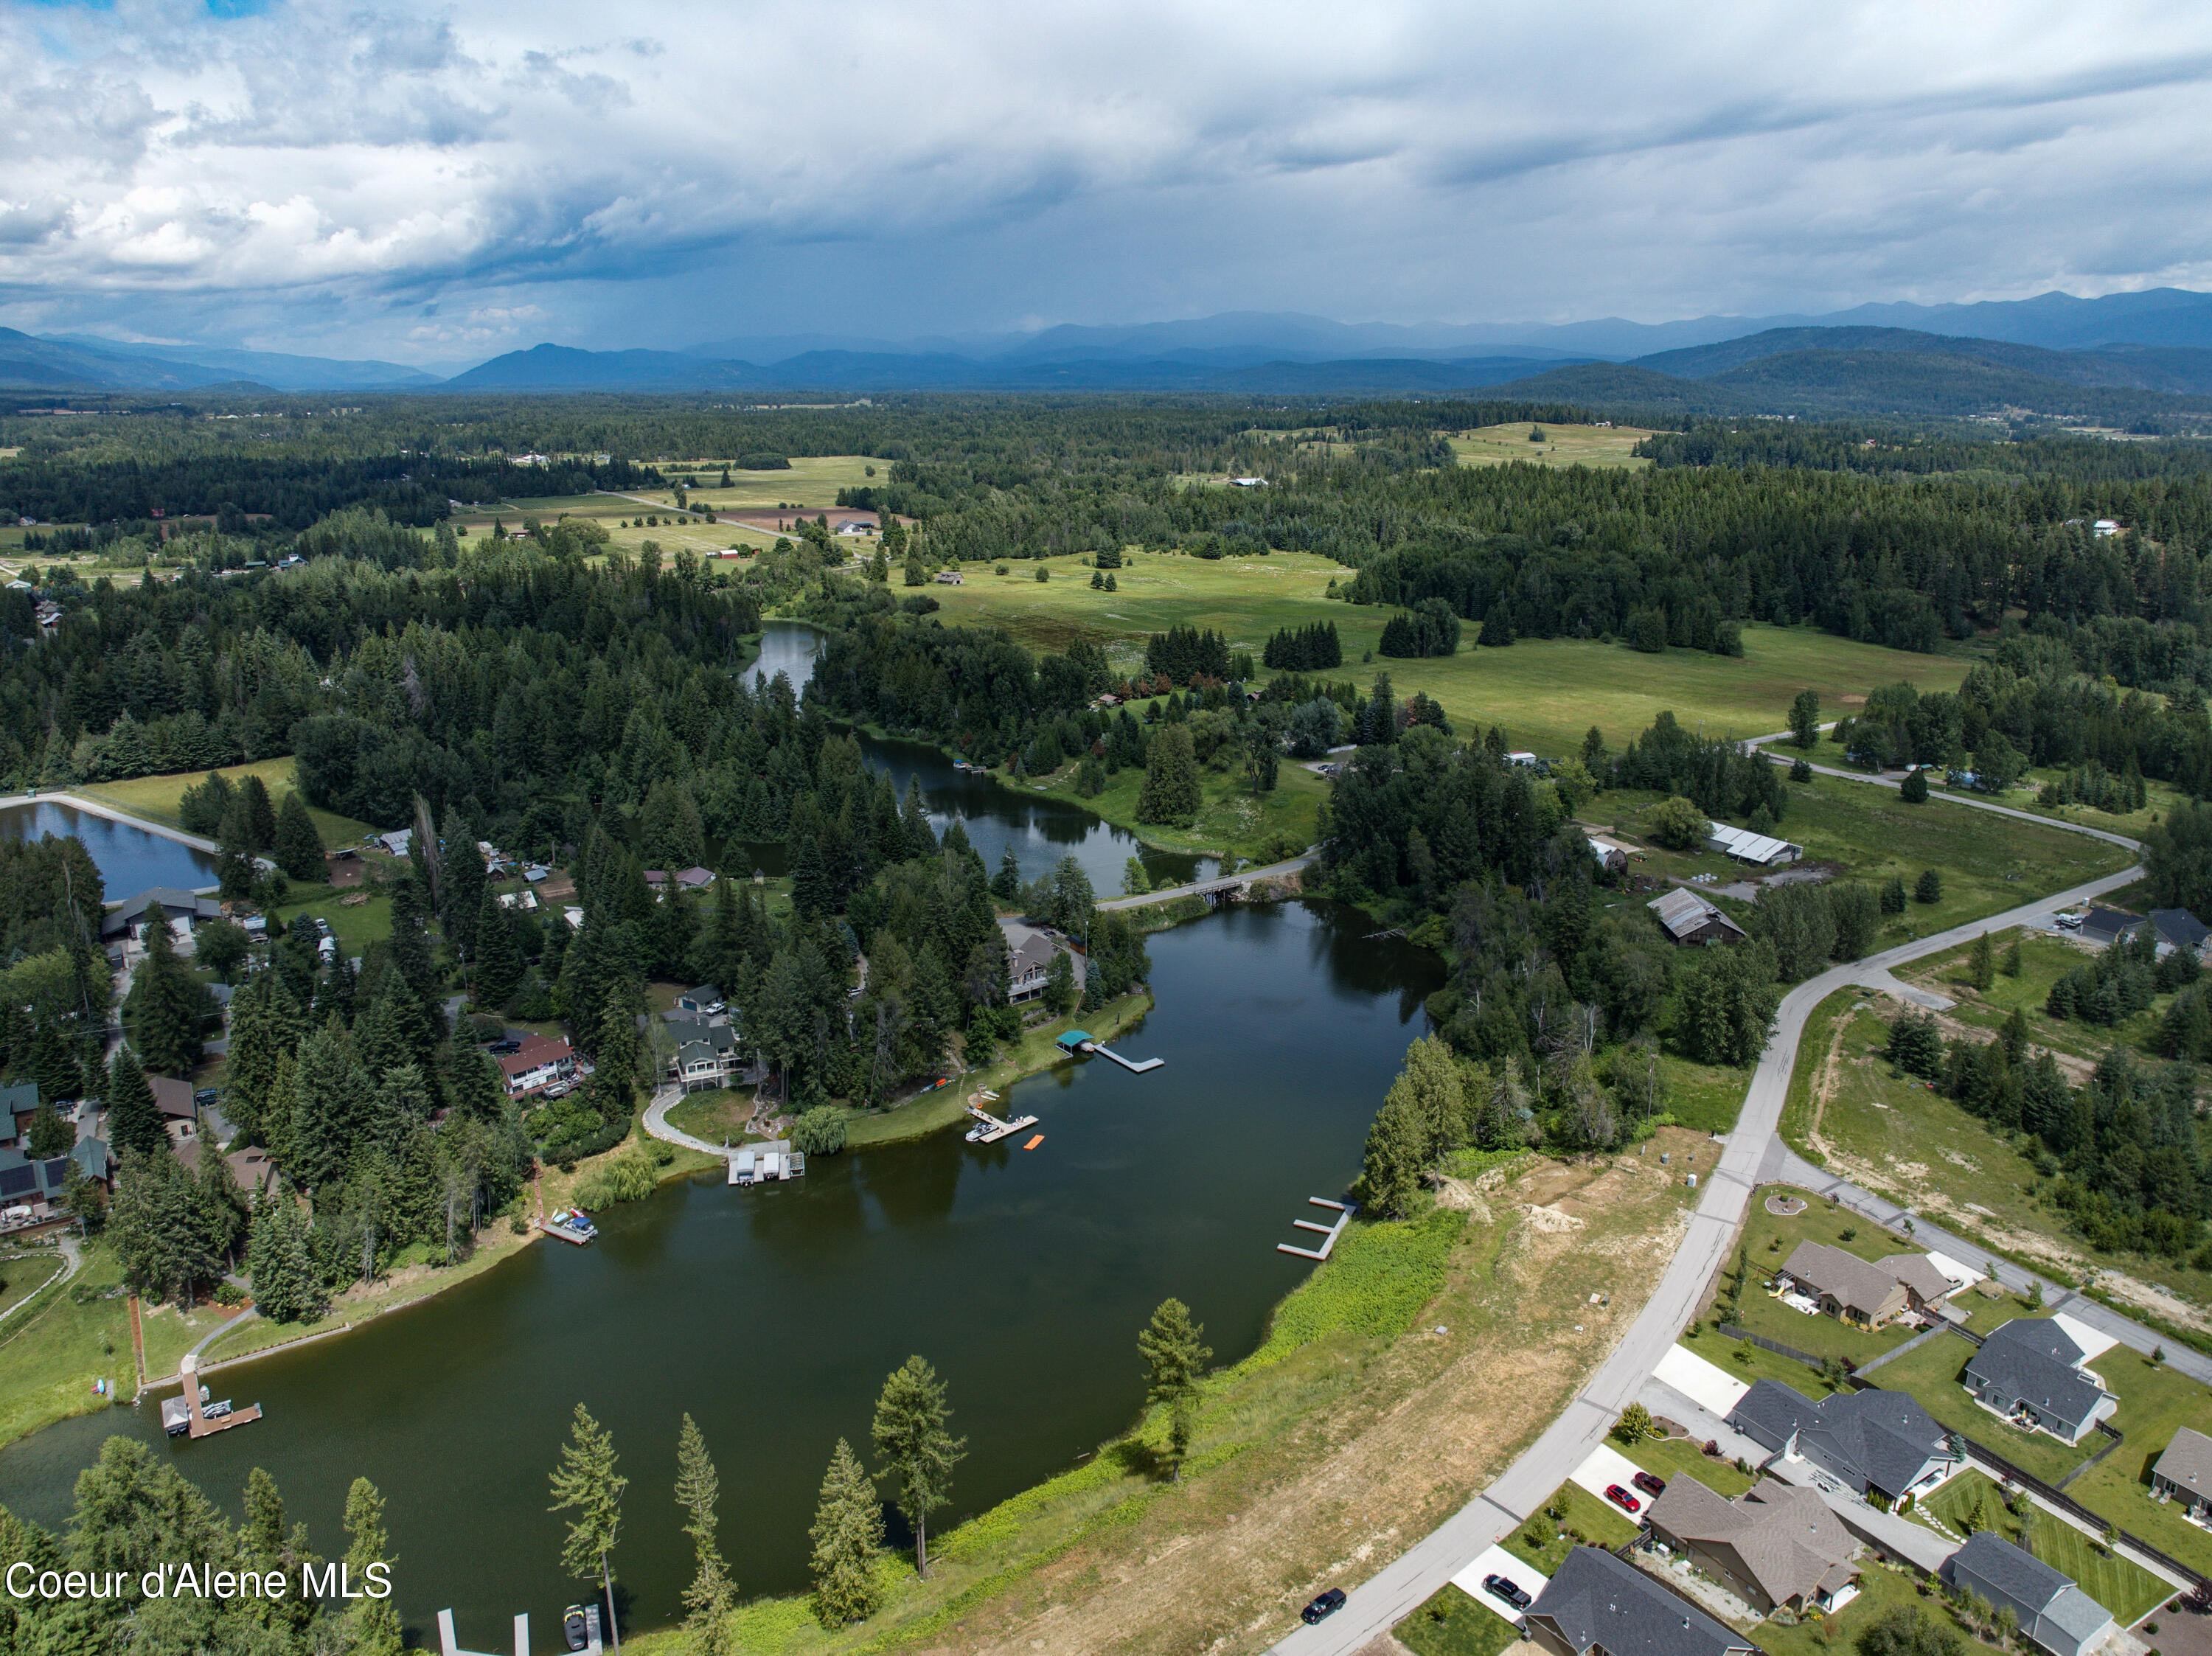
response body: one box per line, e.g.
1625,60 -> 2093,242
1605,1483 -> 1641,1514
487,1039 -> 521,1054
1483,1573 -> 1533,1610
1300,1589 -> 1346,1625
194,1087 -> 222,1109
1632,1470 -> 1666,1497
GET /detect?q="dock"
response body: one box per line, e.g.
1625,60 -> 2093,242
1276,1198 -> 1358,1260
731,1141 -> 806,1185
1054,1029 -> 1164,1073
967,1104 -> 1041,1144
540,1219 -> 594,1245
163,1353 -> 262,1438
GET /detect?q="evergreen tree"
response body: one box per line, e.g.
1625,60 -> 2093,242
1137,1298 -> 1211,1478
2003,933 -> 2024,977
1356,1075 -> 1428,1218
239,774 -> 278,852
106,1046 -> 167,1158
247,1188 -> 327,1323
289,1017 -> 372,1193
1135,723 -> 1200,825
675,1414 -> 735,1645
549,1403 -> 627,1656
341,1478 -> 403,1656
441,805 -> 487,960
1916,869 -> 1944,904
386,875 -> 443,1024
272,791 -> 324,881
128,916 -> 211,1076
474,886 -> 524,1009
1900,767 -> 1929,803
991,844 -> 1022,902
871,1354 -> 966,1577
1788,688 -> 1821,749
1969,931 -> 1994,991
26,1097 -> 73,1157
807,1438 -> 884,1627
32,1018 -> 82,1105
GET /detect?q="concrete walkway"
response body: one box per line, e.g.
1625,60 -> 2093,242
641,1083 -> 729,1156
1097,851 -> 1316,911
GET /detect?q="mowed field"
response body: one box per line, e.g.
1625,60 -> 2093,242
465,456 -> 883,557
74,755 -> 382,846
1449,422 -> 1656,469
926,550 -> 1972,755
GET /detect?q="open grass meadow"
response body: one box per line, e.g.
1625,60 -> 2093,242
1449,422 -> 1658,470
1897,929 -> 2170,1069
1018,735 -> 1330,863
922,549 -> 1971,756
74,756 -> 383,846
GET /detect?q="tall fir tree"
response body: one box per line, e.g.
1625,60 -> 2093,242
807,1438 -> 884,1628
239,773 -> 278,852
128,916 -> 209,1076
549,1404 -> 627,1656
674,1414 -> 735,1646
1137,1298 -> 1211,1478
473,886 -> 524,1009
288,1018 -> 372,1194
871,1355 -> 966,1578
272,790 -> 325,881
1135,724 -> 1200,825
341,1478 -> 402,1656
105,1046 -> 167,1158
441,804 -> 487,960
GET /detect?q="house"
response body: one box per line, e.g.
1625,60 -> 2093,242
1649,888 -> 1748,947
2080,906 -> 2147,948
674,866 -> 714,891
2093,519 -> 2121,537
1506,751 -> 1540,767
2151,909 -> 2210,957
225,1145 -> 280,1201
1727,1380 -> 1961,1503
1704,823 -> 1804,866
999,919 -> 1086,1003
496,889 -> 539,911
147,1074 -> 198,1124
498,1037 -> 577,1099
100,888 -> 226,943
2152,1425 -> 2212,1520
1228,476 -> 1267,488
1646,1477 -> 1860,1616
1962,1319 -> 2115,1445
1775,1242 -> 1910,1327
678,986 -> 725,1015
1584,833 -> 1630,874
934,569 -> 964,584
836,518 -> 877,535
669,1023 -> 746,1092
0,1147 -> 79,1222
1943,1531 -> 2115,1656
0,1081 -> 41,1151
1523,1546 -> 1762,1656
1774,1243 -> 1960,1328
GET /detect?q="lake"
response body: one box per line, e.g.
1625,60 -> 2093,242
1,899 -> 1441,1640
0,798 -> 219,894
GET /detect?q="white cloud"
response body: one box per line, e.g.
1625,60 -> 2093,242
0,0 -> 2208,356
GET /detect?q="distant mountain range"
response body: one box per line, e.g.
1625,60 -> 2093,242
9,290 -> 2212,425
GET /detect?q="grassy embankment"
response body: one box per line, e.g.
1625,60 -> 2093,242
613,1133 -> 1701,1656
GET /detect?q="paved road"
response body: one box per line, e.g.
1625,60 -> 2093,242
641,1082 -> 730,1156
1096,852 -> 1317,911
1269,838 -> 2146,1652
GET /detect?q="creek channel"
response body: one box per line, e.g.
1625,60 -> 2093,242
0,622 -> 1442,1640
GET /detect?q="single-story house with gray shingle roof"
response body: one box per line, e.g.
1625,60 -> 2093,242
1963,1319 -> 2113,1446
100,888 -> 224,942
1524,1546 -> 1763,1656
2152,1425 -> 2212,1520
2152,908 -> 2211,956
1878,1252 -> 1960,1310
1944,1531 -> 2115,1656
1726,1380 -> 1962,1503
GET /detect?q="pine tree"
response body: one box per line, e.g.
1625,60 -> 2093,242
674,1414 -> 735,1645
1135,723 -> 1200,825
807,1438 -> 884,1627
386,874 -> 442,1020
474,886 -> 524,1009
1788,688 -> 1821,749
2003,934 -> 2024,977
32,1017 -> 83,1105
247,1188 -> 327,1323
106,1046 -> 167,1158
1357,1076 -> 1428,1217
442,805 -> 487,960
289,1017 -> 372,1194
341,1477 -> 403,1656
272,790 -> 324,881
1916,869 -> 1944,904
239,774 -> 277,852
549,1403 -> 627,1656
128,916 -> 209,1076
1969,931 -> 1994,991
26,1097 -> 73,1157
872,1355 -> 966,1577
1138,1298 -> 1211,1478
991,844 -> 1022,902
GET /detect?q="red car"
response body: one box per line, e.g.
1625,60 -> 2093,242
1632,1471 -> 1666,1498
1605,1483 -> 1642,1514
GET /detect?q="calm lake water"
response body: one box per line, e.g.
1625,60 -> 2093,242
0,799 -> 218,894
1,901 -> 1440,1639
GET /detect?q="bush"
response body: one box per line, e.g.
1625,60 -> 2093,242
1646,795 -> 1709,851
793,1106 -> 849,1156
574,1147 -> 659,1209
1900,768 -> 1929,803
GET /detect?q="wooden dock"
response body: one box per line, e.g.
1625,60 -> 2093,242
1088,1043 -> 1164,1074
1276,1198 -> 1358,1260
164,1353 -> 262,1438
967,1104 -> 1041,1144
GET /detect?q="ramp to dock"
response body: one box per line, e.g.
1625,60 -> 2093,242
1276,1198 -> 1357,1260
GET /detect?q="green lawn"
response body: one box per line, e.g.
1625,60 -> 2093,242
1501,1481 -> 1641,1575
1722,1191 -> 1939,1367
268,886 -> 394,959
0,1252 -> 64,1321
1868,1329 -> 2093,1486
1919,1469 -> 2169,1625
923,549 -> 1969,759
2065,1343 -> 2212,1579
665,1087 -> 753,1144
75,756 -> 384,846
1397,1588 -> 1523,1656
0,1239 -> 201,1447
1680,1323 -> 1848,1395
1746,1559 -> 1936,1656
1619,1432 -> 1757,1497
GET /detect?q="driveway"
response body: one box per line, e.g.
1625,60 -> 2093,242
641,1084 -> 731,1155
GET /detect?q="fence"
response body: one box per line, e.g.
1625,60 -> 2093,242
1718,1323 -> 1832,1371
2058,1419 -> 2128,1492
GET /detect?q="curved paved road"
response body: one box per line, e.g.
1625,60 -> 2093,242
1270,771 -> 2146,1653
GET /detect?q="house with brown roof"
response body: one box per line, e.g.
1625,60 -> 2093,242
499,1036 -> 577,1098
1777,1241 -> 1910,1328
1647,1477 -> 1861,1616
2152,1426 -> 2212,1521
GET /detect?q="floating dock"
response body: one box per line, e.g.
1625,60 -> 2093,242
539,1219 -> 595,1245
1276,1198 -> 1358,1260
1054,1029 -> 1164,1073
967,1104 -> 1041,1144
163,1353 -> 262,1438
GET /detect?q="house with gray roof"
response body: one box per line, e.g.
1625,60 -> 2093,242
1962,1320 -> 2114,1445
1646,1476 -> 1860,1616
1649,888 -> 1748,947
2152,909 -> 2211,957
1943,1531 -> 2115,1656
1524,1545 -> 1762,1656
100,888 -> 224,942
1726,1380 -> 1961,1503
2151,1425 -> 2212,1520
1777,1242 -> 1910,1328
1000,918 -> 1084,1003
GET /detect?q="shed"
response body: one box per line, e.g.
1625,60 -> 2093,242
1648,888 -> 1747,946
1704,822 -> 1804,866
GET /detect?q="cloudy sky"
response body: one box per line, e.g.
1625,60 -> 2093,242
3,0 -> 2211,366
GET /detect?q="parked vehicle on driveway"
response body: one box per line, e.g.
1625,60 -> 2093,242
1605,1483 -> 1641,1514
1632,1470 -> 1666,1497
1483,1573 -> 1533,1610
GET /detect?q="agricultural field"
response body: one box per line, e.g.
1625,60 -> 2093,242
74,756 -> 382,846
925,547 -> 1971,756
1449,422 -> 1657,470
1778,987 -> 2212,1326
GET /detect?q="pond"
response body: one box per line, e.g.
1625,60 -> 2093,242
0,799 -> 218,893
0,899 -> 1441,1640
737,619 -> 1214,893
